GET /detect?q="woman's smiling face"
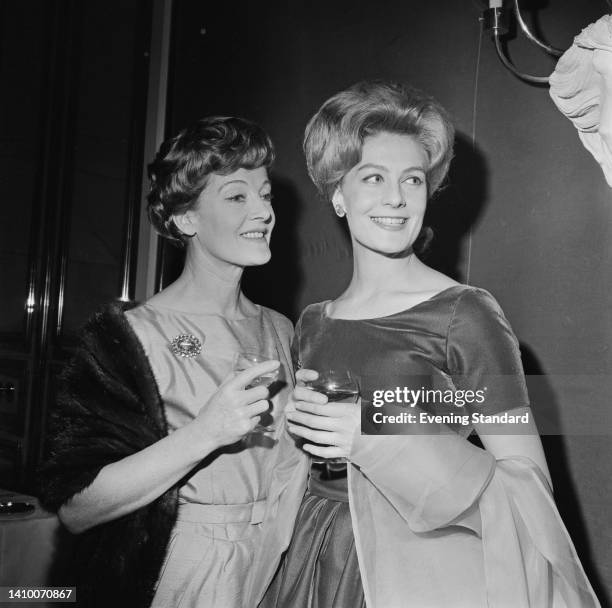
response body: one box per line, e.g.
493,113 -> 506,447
177,166 -> 275,268
333,132 -> 428,256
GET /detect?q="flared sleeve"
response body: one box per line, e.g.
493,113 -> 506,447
349,446 -> 600,607
347,289 -> 600,606
350,433 -> 494,534
479,457 -> 599,607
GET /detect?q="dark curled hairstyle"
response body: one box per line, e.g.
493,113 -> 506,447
303,81 -> 455,201
147,116 -> 275,246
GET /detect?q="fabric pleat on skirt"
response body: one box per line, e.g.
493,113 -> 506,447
261,485 -> 366,608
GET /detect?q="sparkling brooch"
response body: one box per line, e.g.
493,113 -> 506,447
169,334 -> 203,358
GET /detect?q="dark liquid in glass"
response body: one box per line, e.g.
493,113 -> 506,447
319,387 -> 359,402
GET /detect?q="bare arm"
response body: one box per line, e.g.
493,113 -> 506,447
58,360 -> 278,534
59,423 -> 213,533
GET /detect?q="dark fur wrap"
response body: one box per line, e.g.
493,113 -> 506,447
38,302 -> 178,608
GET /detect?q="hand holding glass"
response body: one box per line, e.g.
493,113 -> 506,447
233,352 -> 280,433
304,369 -> 360,463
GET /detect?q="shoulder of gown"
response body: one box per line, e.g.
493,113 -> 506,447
446,286 -> 529,414
446,286 -> 523,374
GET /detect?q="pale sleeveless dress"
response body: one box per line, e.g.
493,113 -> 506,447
125,302 -> 293,608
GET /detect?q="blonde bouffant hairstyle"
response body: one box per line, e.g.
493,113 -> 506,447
303,81 -> 455,201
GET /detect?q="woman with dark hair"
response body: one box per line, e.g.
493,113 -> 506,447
39,116 -> 308,608
262,82 -> 599,608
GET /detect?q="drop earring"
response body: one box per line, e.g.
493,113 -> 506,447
334,205 -> 346,217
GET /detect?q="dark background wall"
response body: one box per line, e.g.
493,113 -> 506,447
166,0 -> 612,602
0,0 -> 150,486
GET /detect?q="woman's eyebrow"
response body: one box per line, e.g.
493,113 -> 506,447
218,179 -> 248,192
356,163 -> 388,172
356,163 -> 426,173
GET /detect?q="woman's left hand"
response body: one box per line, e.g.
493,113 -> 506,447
286,395 -> 361,461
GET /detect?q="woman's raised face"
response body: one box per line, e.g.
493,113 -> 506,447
333,132 -> 428,256
178,166 -> 275,267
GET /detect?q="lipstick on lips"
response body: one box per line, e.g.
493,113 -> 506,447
369,216 -> 408,230
240,228 -> 269,240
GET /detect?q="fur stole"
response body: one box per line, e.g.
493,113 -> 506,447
38,302 -> 178,608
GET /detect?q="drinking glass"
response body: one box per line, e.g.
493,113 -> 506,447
233,351 -> 281,433
304,369 -> 360,464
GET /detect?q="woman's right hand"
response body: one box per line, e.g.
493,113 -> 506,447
57,358 -> 280,534
287,368 -> 361,460
191,359 -> 280,449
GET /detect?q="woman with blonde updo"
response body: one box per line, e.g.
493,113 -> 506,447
262,82 -> 599,608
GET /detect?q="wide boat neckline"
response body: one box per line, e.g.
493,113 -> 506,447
321,284 -> 469,322
141,301 -> 263,320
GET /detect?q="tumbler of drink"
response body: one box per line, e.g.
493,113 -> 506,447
304,369 -> 360,464
233,351 -> 280,433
